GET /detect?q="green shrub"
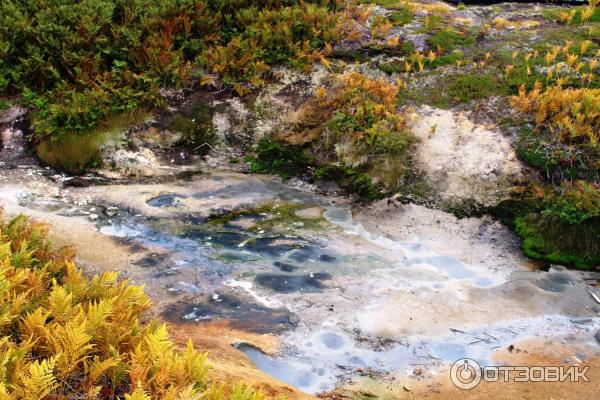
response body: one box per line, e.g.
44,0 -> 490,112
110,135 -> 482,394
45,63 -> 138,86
320,72 -> 416,187
516,127 -> 599,182
250,72 -> 416,200
0,0 -> 345,141
543,181 -> 600,225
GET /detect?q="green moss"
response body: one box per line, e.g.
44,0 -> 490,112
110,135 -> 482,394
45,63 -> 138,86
359,0 -> 405,9
396,86 -> 428,106
365,41 -> 415,57
515,214 -> 599,270
248,138 -> 312,179
495,182 -> 600,270
330,48 -> 371,63
426,50 -> 464,69
389,8 -> 413,26
447,73 -> 496,102
377,61 -> 404,75
35,110 -> 148,174
500,65 -> 543,95
207,202 -> 327,233
419,15 -> 448,34
420,72 -> 499,107
394,68 -> 503,108
426,29 -> 476,52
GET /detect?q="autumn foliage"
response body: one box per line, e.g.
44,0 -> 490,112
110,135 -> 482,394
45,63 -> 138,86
0,213 -> 264,399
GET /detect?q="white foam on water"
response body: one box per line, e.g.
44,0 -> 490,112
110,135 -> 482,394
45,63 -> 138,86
225,279 -> 284,309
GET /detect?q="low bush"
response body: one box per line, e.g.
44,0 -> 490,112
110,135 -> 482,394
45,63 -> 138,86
249,72 -> 415,200
498,20 -> 600,268
318,72 -> 416,188
0,212 -> 266,399
512,82 -> 600,148
0,0 -> 348,147
36,133 -> 104,174
553,2 -> 600,25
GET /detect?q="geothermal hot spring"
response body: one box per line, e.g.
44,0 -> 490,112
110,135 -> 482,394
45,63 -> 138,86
4,170 -> 600,394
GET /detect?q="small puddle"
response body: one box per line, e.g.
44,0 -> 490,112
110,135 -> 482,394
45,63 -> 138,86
147,193 -> 187,207
255,272 -> 332,293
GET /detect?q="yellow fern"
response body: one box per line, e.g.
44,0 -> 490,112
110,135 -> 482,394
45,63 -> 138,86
20,357 -> 57,399
125,382 -> 152,400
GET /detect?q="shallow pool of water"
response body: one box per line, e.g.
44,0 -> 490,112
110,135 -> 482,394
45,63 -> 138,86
15,171 -> 600,395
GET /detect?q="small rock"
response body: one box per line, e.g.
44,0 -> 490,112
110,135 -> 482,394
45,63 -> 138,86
104,206 -> 119,217
288,315 -> 301,326
104,148 -> 158,177
89,214 -> 99,221
595,331 -> 600,344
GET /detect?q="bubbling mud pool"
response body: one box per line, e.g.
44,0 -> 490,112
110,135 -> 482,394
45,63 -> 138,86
5,171 -> 600,395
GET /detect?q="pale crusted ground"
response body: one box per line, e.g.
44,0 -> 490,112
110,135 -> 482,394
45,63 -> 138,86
408,105 -> 524,207
336,338 -> 600,400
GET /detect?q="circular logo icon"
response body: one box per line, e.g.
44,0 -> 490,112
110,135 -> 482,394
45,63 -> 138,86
450,358 -> 482,390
